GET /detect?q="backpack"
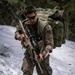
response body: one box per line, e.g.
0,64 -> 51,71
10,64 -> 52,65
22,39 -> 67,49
37,9 -> 66,49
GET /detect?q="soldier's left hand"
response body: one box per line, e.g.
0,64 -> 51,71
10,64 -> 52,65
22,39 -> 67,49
38,54 -> 44,62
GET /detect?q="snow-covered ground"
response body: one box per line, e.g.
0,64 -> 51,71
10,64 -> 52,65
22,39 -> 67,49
0,25 -> 75,75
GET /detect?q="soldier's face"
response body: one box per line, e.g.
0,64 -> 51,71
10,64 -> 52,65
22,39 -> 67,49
26,12 -> 37,25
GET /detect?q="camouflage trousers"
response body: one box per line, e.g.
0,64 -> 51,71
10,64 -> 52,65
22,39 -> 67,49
21,51 -> 52,75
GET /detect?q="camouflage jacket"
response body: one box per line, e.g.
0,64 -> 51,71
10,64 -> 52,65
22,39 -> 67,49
15,18 -> 53,57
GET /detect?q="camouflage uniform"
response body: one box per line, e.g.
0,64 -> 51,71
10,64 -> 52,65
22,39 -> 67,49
15,18 -> 53,75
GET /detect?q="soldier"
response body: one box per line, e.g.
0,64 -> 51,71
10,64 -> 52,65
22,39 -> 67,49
15,5 -> 53,75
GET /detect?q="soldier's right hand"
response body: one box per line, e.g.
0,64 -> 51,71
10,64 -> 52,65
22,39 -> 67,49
15,34 -> 24,41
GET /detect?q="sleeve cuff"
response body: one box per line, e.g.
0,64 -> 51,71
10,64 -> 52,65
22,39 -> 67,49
42,45 -> 53,57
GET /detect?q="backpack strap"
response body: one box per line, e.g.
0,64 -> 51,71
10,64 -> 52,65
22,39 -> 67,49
38,20 -> 49,45
38,20 -> 47,38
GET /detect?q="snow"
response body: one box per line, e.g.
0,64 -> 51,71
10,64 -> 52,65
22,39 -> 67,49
0,25 -> 75,75
50,42 -> 75,75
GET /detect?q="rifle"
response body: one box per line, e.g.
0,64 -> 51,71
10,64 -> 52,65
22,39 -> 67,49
19,20 -> 43,75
